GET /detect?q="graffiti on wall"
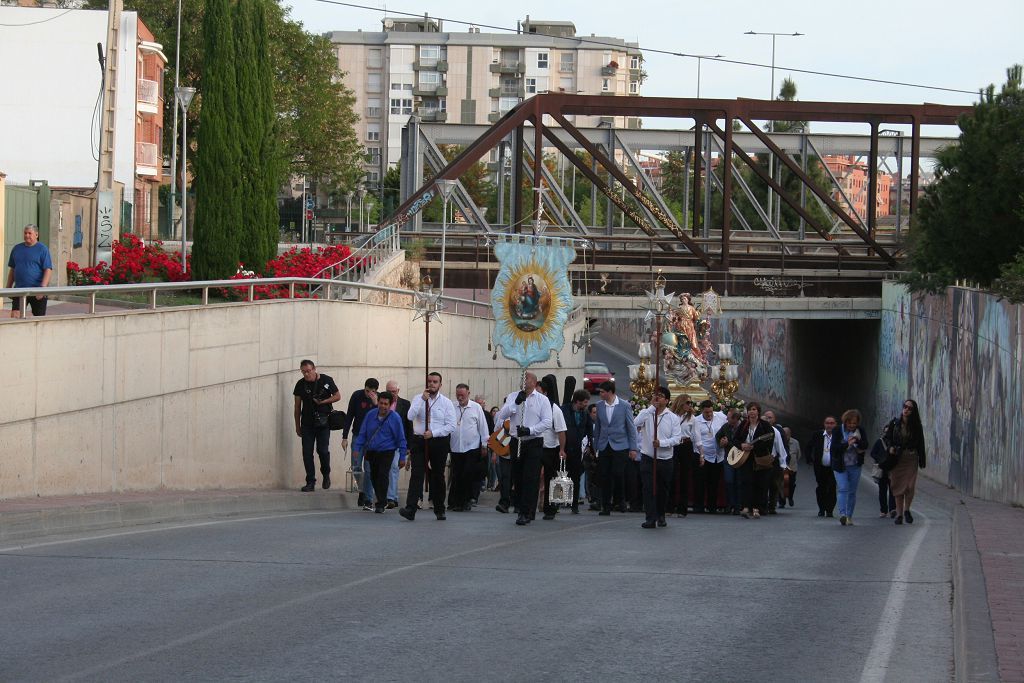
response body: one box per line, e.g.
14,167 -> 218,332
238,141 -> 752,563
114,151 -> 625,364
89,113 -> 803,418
882,282 -> 1023,505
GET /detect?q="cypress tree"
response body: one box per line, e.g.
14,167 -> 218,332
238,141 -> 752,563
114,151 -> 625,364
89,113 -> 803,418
192,0 -> 243,280
254,0 -> 281,266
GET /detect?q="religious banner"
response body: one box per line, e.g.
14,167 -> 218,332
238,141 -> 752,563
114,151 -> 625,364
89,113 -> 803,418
490,236 -> 576,367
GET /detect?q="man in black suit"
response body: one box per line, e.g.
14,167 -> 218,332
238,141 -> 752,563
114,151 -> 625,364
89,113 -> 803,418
385,380 -> 413,509
562,389 -> 593,514
806,415 -> 840,517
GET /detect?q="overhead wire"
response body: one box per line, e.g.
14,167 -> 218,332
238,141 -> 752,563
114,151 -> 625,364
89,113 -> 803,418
309,0 -> 978,96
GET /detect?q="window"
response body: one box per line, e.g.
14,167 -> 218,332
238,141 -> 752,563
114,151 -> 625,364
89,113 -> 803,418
439,97 -> 447,112
390,74 -> 413,92
525,77 -> 537,94
366,147 -> 381,164
500,77 -> 519,95
418,71 -> 441,88
498,96 -> 519,113
390,98 -> 413,115
365,170 -> 380,183
630,55 -> 640,70
559,53 -> 574,72
367,73 -> 381,93
559,76 -> 574,91
601,78 -> 610,92
537,52 -> 548,69
366,123 -> 380,141
419,45 -> 440,66
367,98 -> 381,118
420,99 -> 438,112
629,80 -> 639,94
368,48 -> 382,69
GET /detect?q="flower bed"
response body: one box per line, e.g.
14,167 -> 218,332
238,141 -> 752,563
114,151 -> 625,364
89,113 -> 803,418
67,234 -> 189,286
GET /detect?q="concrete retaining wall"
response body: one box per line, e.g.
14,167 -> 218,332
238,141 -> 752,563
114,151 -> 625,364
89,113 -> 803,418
0,299 -> 584,499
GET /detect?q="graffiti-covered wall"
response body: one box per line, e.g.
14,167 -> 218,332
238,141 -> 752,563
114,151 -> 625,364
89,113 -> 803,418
878,282 -> 1024,505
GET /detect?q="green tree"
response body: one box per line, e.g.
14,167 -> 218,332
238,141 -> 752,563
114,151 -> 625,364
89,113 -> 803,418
908,65 -> 1024,291
191,0 -> 242,279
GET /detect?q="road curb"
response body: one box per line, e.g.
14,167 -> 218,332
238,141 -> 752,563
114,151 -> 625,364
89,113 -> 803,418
952,504 -> 1000,682
0,490 -> 356,543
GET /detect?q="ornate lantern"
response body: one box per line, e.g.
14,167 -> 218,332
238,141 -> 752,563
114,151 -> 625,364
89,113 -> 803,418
548,459 -> 575,506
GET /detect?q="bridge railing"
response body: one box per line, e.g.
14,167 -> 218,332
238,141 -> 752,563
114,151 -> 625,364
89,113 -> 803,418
306,224 -> 403,299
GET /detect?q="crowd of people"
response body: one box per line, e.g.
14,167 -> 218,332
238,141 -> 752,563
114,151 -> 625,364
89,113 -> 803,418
291,361 -> 927,529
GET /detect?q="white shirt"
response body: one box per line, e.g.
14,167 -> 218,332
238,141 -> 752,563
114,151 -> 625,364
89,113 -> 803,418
495,389 -> 553,441
770,425 -> 789,469
409,392 -> 457,438
821,431 -> 833,467
678,414 -> 695,444
787,438 -> 801,472
634,407 -> 682,460
542,403 -> 567,449
692,412 -> 729,462
449,400 -> 489,453
603,396 -> 620,425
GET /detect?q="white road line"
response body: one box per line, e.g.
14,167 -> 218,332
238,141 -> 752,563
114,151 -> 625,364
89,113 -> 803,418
58,518 -> 618,681
859,519 -> 928,683
0,510 -> 338,554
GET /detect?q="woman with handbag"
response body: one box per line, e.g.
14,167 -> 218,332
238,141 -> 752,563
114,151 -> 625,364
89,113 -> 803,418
832,409 -> 868,526
732,402 -> 776,519
884,399 -> 927,525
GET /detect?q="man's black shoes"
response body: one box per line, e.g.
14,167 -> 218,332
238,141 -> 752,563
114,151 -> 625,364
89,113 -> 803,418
300,484 -> 315,492
322,476 -> 331,490
641,521 -> 657,529
515,514 -> 529,526
398,507 -> 415,521
495,503 -> 509,514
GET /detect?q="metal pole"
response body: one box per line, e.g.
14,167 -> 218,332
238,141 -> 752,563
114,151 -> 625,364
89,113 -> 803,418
441,196 -> 448,291
168,0 -> 183,245
180,110 -> 188,270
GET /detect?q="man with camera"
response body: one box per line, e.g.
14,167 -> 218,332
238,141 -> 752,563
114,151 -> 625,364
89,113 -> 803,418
495,372 -> 553,526
292,360 -> 341,492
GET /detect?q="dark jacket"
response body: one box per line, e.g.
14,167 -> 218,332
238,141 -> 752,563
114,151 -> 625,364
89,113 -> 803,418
394,396 -> 413,452
732,419 -> 776,460
342,388 -> 376,439
882,418 -> 927,469
805,428 -> 845,468
830,426 -> 868,472
561,404 -> 593,458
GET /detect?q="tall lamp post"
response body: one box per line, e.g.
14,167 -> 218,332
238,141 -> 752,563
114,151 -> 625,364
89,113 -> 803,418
167,0 -> 185,251
175,86 -> 196,271
693,53 -> 723,98
744,30 -> 803,228
436,179 -> 457,293
412,273 -> 444,388
345,191 -> 353,232
641,271 -> 675,496
356,184 -> 366,232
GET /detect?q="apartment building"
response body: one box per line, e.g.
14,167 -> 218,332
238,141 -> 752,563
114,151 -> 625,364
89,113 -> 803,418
822,155 -> 892,218
327,15 -> 644,187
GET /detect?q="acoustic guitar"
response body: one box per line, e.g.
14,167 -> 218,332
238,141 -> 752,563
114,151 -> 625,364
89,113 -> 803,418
487,419 -> 512,457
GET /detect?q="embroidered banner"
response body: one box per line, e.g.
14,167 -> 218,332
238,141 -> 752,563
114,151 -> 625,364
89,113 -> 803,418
490,236 -> 576,367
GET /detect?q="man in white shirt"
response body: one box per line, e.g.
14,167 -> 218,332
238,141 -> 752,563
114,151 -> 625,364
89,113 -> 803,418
691,400 -> 729,514
447,383 -> 489,512
495,372 -> 553,526
634,386 -> 683,528
399,372 -> 458,522
537,375 -> 568,521
807,415 -> 839,517
763,410 -> 790,514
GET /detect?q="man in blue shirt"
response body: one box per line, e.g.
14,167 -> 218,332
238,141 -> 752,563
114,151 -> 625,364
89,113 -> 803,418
353,391 -> 408,514
6,224 -> 53,318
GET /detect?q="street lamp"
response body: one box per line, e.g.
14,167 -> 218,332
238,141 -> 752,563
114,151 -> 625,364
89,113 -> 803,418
167,0 -> 185,257
175,86 -> 196,271
366,201 -> 375,230
744,30 -> 804,102
411,273 -> 444,389
356,184 -> 366,232
693,53 -> 723,98
435,179 -> 457,292
345,191 -> 353,232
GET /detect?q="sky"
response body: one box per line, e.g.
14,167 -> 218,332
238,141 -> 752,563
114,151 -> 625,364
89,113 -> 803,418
285,0 -> 1022,136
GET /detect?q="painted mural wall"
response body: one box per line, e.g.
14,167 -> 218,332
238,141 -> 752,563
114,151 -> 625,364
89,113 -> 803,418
878,282 -> 1024,505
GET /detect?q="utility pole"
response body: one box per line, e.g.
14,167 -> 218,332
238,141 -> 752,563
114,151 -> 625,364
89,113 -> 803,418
95,0 -> 123,267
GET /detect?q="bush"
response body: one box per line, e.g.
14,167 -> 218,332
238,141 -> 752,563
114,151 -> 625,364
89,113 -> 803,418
67,234 -> 189,286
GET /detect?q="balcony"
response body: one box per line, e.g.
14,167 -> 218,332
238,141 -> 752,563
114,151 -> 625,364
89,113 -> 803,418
413,58 -> 447,72
489,87 -> 524,99
137,78 -> 160,115
601,65 -> 618,76
489,61 -> 525,74
413,85 -> 447,97
487,112 -> 502,123
135,142 -> 159,176
417,110 -> 448,122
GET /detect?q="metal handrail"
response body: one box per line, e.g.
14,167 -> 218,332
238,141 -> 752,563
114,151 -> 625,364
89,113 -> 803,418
0,276 -> 496,319
308,224 -> 402,298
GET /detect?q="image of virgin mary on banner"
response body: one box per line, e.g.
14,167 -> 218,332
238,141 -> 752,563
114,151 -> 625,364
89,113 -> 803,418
491,236 -> 576,367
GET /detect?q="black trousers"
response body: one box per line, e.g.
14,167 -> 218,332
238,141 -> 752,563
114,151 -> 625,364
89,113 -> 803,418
877,470 -> 896,513
497,456 -> 514,509
640,455 -> 674,524
448,450 -> 478,509
300,426 -> 330,485
626,459 -> 643,511
564,452 -> 584,510
768,465 -> 784,511
583,454 -> 601,504
511,437 -> 543,519
740,462 -> 771,512
11,295 -> 47,316
671,442 -> 694,514
695,459 -> 724,512
814,461 -> 837,514
598,447 -> 629,512
366,450 -> 393,511
405,435 -> 450,515
541,446 -> 562,515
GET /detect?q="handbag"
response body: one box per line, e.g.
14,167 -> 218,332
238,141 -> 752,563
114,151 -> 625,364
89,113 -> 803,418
753,453 -> 774,470
313,410 -> 330,429
328,410 -> 346,431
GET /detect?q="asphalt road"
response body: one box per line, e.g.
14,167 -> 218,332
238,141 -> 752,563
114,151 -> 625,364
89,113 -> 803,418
0,476 -> 953,682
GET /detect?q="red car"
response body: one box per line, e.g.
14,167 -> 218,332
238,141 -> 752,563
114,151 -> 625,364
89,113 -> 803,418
584,362 -> 615,393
